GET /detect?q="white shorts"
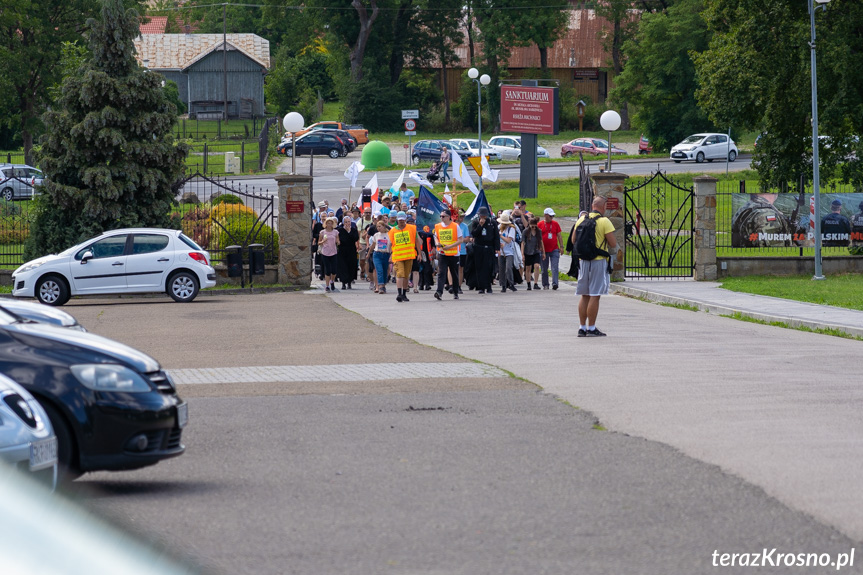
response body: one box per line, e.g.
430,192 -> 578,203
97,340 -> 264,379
575,259 -> 609,296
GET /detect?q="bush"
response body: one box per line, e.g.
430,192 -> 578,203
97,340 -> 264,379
211,194 -> 244,207
217,213 -> 279,251
0,199 -> 22,217
181,207 -> 211,249
211,202 -> 255,221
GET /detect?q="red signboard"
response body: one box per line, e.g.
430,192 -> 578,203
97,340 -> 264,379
285,201 -> 305,214
500,86 -> 559,135
605,197 -> 619,210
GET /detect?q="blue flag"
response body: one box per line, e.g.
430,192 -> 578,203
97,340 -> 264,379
463,189 -> 492,227
416,186 -> 449,233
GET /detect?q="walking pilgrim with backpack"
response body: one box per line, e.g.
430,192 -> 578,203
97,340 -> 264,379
573,197 -> 617,337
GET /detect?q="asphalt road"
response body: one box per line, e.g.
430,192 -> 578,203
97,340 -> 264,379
56,292 -> 859,575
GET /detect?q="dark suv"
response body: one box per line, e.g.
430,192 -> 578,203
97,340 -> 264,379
411,140 -> 455,164
277,132 -> 348,158
310,128 -> 358,153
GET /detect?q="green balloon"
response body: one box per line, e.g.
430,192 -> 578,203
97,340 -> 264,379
361,141 -> 392,170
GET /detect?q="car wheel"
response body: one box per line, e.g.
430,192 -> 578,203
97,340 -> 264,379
412,155 -> 421,165
328,148 -> 340,159
36,274 -> 70,306
168,271 -> 200,302
286,147 -> 293,157
728,150 -> 737,162
2,188 -> 13,202
673,160 -> 681,164
40,401 -> 82,484
695,152 -> 705,163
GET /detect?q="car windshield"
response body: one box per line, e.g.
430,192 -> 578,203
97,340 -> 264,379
681,135 -> 706,144
592,140 -> 609,148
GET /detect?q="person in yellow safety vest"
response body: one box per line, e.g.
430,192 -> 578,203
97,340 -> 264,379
433,211 -> 465,301
387,211 -> 421,302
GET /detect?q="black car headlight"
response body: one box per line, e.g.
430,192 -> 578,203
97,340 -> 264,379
70,364 -> 152,393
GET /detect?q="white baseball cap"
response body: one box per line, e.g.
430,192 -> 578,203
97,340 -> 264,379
543,208 -> 555,216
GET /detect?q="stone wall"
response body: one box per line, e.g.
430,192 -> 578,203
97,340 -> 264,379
590,172 -> 625,281
275,173 -> 313,287
718,257 -> 863,277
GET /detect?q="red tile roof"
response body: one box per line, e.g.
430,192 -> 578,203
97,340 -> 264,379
139,16 -> 167,35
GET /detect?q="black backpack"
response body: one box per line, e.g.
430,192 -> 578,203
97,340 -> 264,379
574,212 -> 610,261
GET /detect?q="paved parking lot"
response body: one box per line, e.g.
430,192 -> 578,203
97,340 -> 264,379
59,292 -> 861,575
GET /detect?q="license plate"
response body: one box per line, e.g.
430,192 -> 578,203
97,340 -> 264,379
30,437 -> 58,471
177,403 -> 189,429
671,152 -> 685,158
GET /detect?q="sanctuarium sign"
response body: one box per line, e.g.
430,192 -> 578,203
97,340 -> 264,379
500,86 -> 559,135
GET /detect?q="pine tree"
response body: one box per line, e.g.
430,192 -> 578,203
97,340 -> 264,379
27,0 -> 188,257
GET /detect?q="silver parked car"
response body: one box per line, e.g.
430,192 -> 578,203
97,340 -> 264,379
0,374 -> 58,491
0,164 -> 44,201
487,135 -> 550,160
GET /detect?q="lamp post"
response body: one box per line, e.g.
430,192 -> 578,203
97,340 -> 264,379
468,68 -> 491,189
809,0 -> 830,280
600,110 -> 622,172
283,112 -> 305,175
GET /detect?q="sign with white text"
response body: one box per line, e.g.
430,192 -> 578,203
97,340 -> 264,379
500,86 -> 559,135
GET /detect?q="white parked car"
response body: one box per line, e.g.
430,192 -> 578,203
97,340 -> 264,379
12,228 -> 217,306
671,133 -> 738,163
487,135 -> 550,160
448,139 -> 502,162
0,374 -> 57,491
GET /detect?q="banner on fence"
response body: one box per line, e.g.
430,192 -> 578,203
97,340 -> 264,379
731,192 -> 863,248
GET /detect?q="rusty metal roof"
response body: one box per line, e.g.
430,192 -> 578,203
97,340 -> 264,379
133,34 -> 270,70
447,8 -> 613,69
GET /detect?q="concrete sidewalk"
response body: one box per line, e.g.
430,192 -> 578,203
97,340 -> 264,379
332,279 -> 863,543
612,280 -> 863,338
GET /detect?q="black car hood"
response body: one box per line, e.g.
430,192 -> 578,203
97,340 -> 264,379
2,324 -> 161,373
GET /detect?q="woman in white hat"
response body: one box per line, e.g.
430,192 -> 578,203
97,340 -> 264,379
498,212 -> 517,292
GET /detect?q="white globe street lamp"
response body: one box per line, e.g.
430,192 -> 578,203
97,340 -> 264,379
467,68 -> 491,190
809,0 -> 830,280
600,110 -> 622,172
283,112 -> 305,175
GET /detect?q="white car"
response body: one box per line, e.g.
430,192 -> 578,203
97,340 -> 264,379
670,133 -> 738,163
0,374 -> 57,491
12,228 -> 217,306
0,299 -> 86,330
448,139 -> 502,162
487,135 -> 550,160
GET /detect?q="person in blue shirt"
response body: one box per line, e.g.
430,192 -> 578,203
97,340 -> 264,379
455,209 -> 470,294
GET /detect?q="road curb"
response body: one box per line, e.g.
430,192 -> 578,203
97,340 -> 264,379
610,283 -> 863,338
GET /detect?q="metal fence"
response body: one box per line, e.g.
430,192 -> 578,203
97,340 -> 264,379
0,188 -> 33,269
176,172 -> 278,267
716,178 -> 862,257
175,117 -> 273,141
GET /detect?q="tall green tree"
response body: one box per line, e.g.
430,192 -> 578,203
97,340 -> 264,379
610,0 -> 711,150
28,0 -> 188,257
522,0 -> 570,74
695,0 -> 863,188
0,0 -> 102,164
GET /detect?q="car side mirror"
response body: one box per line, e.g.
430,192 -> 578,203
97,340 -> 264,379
81,250 -> 94,263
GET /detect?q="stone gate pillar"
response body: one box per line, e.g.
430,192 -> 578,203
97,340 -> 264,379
276,173 -> 312,287
590,172 -> 627,282
693,176 -> 717,281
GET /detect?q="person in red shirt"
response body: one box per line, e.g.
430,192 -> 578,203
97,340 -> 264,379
537,207 -> 564,290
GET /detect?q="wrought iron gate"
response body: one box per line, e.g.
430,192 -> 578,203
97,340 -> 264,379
623,171 -> 694,279
175,172 -> 278,266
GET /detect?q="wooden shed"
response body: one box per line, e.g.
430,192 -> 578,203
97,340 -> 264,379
134,33 -> 270,118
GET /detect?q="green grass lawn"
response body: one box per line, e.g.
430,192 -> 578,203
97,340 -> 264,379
720,273 -> 863,311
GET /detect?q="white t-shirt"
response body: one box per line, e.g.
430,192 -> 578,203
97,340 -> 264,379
500,227 -> 516,256
372,232 -> 391,253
